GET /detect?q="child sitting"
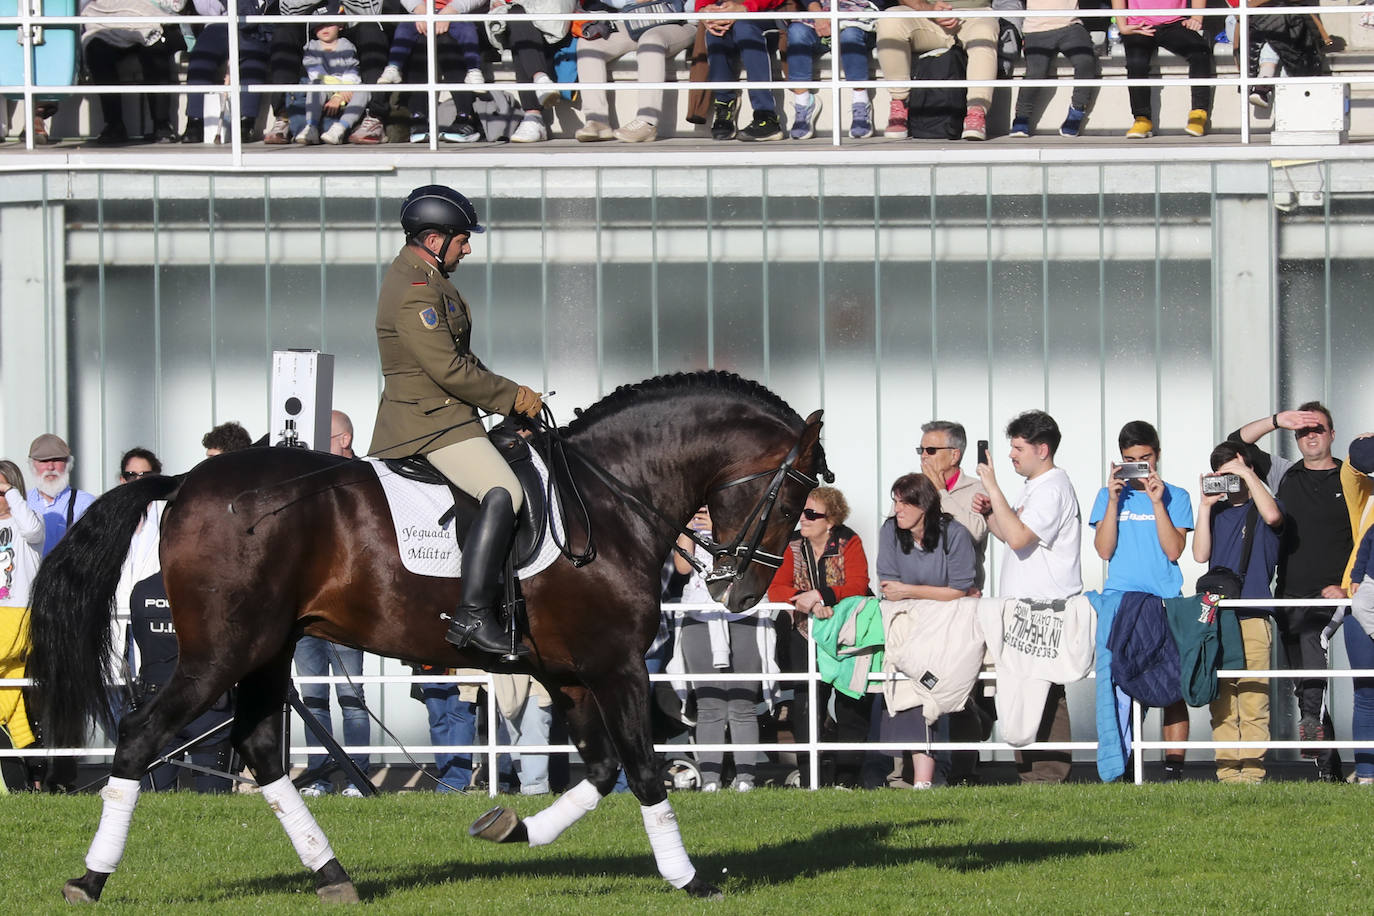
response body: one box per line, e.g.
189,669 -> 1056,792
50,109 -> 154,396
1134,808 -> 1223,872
287,18 -> 370,144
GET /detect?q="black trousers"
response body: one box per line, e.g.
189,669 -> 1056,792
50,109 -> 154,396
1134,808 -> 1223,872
84,32 -> 181,129
1122,22 -> 1214,118
1275,601 -> 1342,774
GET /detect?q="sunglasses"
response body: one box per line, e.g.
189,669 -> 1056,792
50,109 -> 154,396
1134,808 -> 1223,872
120,470 -> 153,481
1295,425 -> 1329,437
801,508 -> 827,521
918,446 -> 955,456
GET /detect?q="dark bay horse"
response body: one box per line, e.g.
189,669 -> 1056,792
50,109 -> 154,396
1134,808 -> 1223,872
28,370 -> 826,904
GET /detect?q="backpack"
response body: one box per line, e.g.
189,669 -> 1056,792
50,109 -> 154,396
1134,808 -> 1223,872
907,44 -> 968,140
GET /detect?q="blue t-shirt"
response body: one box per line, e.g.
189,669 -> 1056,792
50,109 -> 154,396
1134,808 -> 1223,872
1206,498 -> 1283,619
1089,481 -> 1195,598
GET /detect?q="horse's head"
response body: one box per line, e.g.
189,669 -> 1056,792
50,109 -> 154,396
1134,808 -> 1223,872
704,409 -> 827,612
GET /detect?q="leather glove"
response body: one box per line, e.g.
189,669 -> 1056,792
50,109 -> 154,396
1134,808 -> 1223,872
513,384 -> 544,418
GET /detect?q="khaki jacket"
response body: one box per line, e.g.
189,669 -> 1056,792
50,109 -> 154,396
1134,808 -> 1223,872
370,247 -> 519,458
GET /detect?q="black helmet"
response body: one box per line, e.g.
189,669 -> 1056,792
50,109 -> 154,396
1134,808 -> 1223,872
400,185 -> 485,239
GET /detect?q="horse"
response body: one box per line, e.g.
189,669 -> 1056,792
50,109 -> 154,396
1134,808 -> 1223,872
28,370 -> 827,904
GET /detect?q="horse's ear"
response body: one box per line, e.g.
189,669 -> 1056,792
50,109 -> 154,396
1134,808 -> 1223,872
798,410 -> 831,482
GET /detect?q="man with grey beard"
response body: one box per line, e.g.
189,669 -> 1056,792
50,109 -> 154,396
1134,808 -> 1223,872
25,434 -> 95,558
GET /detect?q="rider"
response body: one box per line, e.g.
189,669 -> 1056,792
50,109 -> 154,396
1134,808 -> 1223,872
370,185 -> 542,658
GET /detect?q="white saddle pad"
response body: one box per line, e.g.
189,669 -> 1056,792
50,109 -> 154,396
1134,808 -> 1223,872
365,451 -> 564,580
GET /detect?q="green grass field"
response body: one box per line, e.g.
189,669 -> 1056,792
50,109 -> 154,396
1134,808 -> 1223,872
2,783 -> 1369,914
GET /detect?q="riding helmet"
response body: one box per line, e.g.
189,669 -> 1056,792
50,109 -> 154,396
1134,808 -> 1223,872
400,185 -> 486,238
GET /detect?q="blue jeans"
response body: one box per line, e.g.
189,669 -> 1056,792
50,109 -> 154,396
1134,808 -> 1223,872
706,18 -> 779,114
498,698 -> 553,795
421,683 -> 477,791
1344,620 -> 1374,778
785,23 -> 873,86
294,636 -> 370,777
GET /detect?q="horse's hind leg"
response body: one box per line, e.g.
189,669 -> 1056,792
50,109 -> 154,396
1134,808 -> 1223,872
231,650 -> 359,905
63,662 -> 236,903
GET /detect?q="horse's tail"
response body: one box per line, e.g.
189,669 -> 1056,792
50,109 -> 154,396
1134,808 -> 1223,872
28,474 -> 182,747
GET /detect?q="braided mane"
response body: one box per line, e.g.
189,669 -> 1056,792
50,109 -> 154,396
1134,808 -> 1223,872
565,371 -> 804,435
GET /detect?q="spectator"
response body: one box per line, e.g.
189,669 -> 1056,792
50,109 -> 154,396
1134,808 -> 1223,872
80,0 -> 187,145
25,434 -> 95,559
1009,0 -> 1099,138
202,421 -> 253,456
876,473 -> 977,788
919,420 -> 989,589
1111,0 -> 1214,138
179,0 -> 274,143
0,460 -> 44,611
697,0 -> 788,141
491,673 -> 553,795
669,506 -> 775,791
766,487 -> 871,787
784,0 -> 880,139
1193,441 -> 1283,784
972,409 -> 1082,784
484,0 -> 578,142
1241,0 -> 1329,109
1089,420 -> 1194,780
296,410 -> 371,797
1229,404 -> 1374,781
574,3 -> 696,142
285,17 -> 370,144
380,0 -> 488,143
112,447 -> 166,723
413,665 -> 479,791
876,0 -> 999,140
1342,437 -> 1374,786
265,0 -> 391,145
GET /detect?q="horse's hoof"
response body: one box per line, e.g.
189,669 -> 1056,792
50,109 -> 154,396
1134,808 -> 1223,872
62,870 -> 109,903
469,806 -> 526,843
316,881 -> 360,904
683,875 -> 724,900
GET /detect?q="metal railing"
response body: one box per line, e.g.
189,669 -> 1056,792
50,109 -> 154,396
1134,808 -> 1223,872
0,3 -> 1363,157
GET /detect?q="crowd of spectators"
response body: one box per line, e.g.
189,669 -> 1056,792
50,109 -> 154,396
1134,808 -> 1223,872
3,398 -> 1373,794
11,0 -> 1353,145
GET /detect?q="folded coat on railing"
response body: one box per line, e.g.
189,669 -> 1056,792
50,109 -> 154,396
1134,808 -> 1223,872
79,0 -> 184,48
879,596 -> 985,725
810,596 -> 884,700
1163,593 -> 1245,707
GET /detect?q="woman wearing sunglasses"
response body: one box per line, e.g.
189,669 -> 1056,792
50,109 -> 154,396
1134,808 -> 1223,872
767,486 -> 872,787
876,472 -> 977,789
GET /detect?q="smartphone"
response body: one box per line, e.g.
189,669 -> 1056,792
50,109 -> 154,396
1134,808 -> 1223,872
976,440 -> 989,467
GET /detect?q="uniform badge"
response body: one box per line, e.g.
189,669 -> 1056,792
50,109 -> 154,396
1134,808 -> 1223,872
419,307 -> 440,330
445,298 -> 457,317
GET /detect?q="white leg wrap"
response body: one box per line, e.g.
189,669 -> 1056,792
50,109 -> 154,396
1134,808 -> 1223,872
85,777 -> 142,874
641,799 -> 696,889
260,775 -> 337,872
523,778 -> 601,847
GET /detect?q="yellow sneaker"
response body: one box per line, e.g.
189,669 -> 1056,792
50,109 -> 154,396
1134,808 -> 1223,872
1125,116 -> 1153,139
1185,109 -> 1208,137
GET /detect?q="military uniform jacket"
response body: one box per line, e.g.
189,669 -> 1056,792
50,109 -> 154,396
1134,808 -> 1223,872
370,246 -> 520,458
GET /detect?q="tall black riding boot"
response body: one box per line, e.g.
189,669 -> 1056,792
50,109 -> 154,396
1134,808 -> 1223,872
445,487 -> 528,657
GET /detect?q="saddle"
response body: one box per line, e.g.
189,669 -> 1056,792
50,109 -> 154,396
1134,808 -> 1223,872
381,426 -> 548,568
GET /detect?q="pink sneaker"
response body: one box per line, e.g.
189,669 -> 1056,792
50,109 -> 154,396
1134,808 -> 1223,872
884,98 -> 908,138
961,105 -> 987,141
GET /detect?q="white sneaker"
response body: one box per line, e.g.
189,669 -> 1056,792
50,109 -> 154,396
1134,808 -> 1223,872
701,782 -> 720,793
510,114 -> 547,143
299,782 -> 329,797
340,784 -> 365,798
732,779 -> 754,792
614,117 -> 657,142
378,64 -> 403,85
464,69 -> 486,85
294,124 -> 319,145
533,72 -> 558,108
321,122 -> 348,145
575,119 -> 613,142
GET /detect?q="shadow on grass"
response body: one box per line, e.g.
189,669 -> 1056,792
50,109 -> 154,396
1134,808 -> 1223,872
215,817 -> 1131,902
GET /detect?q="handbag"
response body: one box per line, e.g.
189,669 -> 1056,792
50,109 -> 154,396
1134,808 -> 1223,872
1195,504 -> 1258,600
622,0 -> 686,40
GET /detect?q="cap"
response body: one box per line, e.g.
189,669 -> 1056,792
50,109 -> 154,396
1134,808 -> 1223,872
29,433 -> 72,461
1349,437 -> 1374,476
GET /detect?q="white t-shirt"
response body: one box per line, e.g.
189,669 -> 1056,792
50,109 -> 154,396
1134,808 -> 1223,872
998,466 -> 1083,600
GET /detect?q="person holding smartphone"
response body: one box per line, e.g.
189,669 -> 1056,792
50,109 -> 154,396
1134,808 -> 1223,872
1088,420 -> 1195,780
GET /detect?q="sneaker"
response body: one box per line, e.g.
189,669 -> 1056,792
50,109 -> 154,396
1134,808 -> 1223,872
575,119 -> 614,142
409,123 -> 430,143
510,113 -> 547,143
614,117 -> 657,142
1162,763 -> 1185,782
884,98 -> 908,138
1125,116 -> 1153,139
321,122 -> 348,145
789,92 -> 821,140
263,117 -> 291,145
961,105 -> 987,141
732,779 -> 754,792
701,781 -> 720,793
710,96 -> 739,141
239,117 -> 259,144
912,781 -> 933,790
349,115 -> 386,145
340,784 -> 365,798
740,110 -> 784,142
1185,108 -> 1208,137
439,119 -> 483,143
378,64 -> 403,85
849,100 -> 872,139
1060,106 -> 1086,137
1009,116 -> 1031,138
295,124 -> 320,145
464,69 -> 486,85
1249,87 -> 1273,108
180,117 -> 205,144
533,72 -> 558,108
299,781 -> 330,797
